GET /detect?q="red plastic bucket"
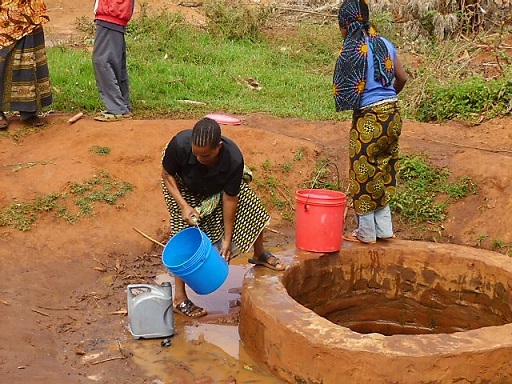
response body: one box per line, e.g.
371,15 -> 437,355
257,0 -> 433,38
295,189 -> 346,252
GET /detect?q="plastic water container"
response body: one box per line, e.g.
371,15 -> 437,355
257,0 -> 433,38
127,282 -> 174,339
162,227 -> 228,295
295,189 -> 346,252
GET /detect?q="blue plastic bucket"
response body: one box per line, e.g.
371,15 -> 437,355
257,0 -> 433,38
162,227 -> 229,295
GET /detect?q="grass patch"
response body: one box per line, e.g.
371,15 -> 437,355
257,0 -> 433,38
45,4 -> 511,123
391,153 -> 477,223
0,171 -> 133,230
89,146 -> 111,156
46,6 -> 345,120
416,74 -> 512,122
305,160 -> 343,191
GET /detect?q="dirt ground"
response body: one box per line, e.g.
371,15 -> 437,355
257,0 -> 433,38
1,1 -> 512,383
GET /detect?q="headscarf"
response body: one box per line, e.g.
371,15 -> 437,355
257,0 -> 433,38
0,0 -> 49,49
333,0 -> 395,111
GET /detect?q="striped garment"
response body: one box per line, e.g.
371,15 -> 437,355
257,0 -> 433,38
0,26 -> 52,113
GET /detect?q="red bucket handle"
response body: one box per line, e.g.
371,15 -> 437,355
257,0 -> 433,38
304,162 -> 341,210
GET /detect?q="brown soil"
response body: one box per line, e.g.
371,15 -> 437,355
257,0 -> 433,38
1,1 -> 512,383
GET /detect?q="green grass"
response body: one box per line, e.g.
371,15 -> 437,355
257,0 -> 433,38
48,9 -> 342,120
0,171 -> 133,231
391,153 -> 477,223
46,4 -> 512,123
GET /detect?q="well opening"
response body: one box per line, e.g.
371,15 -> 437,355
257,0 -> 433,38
283,246 -> 512,336
239,241 -> 512,383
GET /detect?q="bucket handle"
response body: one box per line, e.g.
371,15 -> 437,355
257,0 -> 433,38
304,162 -> 341,210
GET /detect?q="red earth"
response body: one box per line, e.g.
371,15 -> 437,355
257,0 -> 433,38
1,1 -> 512,383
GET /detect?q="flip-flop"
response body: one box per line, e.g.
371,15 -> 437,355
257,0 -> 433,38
0,111 -> 8,130
173,299 -> 207,319
248,251 -> 285,271
94,112 -> 132,122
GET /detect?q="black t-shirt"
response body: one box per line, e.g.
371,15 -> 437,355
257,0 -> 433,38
162,130 -> 244,197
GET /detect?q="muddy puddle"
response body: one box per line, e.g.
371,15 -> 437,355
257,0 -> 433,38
125,262 -> 285,383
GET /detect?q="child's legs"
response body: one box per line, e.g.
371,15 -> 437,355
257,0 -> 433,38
374,205 -> 393,239
355,211 -> 377,243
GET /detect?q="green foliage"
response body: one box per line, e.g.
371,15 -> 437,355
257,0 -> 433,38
46,7 -> 340,120
306,160 -> 343,191
294,148 -> 304,161
47,47 -> 99,111
0,171 -> 133,230
492,239 -> 507,253
44,6 -> 512,123
371,11 -> 401,45
391,153 -> 477,223
203,0 -> 271,42
416,74 -> 512,122
261,159 -> 271,171
89,146 -> 111,156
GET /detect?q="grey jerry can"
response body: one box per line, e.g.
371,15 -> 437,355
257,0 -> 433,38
127,282 -> 174,339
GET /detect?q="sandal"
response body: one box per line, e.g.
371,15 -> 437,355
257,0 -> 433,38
94,112 -> 133,122
248,251 -> 285,271
0,111 -> 8,130
173,299 -> 207,319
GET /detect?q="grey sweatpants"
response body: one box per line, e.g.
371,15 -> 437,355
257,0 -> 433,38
92,25 -> 131,115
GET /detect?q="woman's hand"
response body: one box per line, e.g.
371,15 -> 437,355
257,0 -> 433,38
181,205 -> 200,225
219,237 -> 233,262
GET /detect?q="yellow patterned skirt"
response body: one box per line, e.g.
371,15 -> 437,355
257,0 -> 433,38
348,101 -> 402,215
162,177 -> 270,253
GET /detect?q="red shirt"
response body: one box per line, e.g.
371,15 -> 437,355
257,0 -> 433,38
93,0 -> 135,27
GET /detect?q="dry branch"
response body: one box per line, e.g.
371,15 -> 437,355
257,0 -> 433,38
31,308 -> 50,317
274,6 -> 337,18
91,356 -> 126,365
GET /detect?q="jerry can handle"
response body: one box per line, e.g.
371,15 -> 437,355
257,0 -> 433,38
127,284 -> 155,300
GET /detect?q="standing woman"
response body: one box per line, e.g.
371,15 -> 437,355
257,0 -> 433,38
333,0 -> 407,244
0,0 -> 53,129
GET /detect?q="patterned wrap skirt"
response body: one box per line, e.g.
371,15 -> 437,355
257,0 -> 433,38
162,178 -> 271,253
0,26 -> 53,113
348,100 -> 402,215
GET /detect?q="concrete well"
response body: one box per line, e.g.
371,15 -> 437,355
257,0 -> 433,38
239,240 -> 512,384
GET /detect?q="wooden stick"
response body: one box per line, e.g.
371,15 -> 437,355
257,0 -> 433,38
91,356 -> 126,365
266,226 -> 283,235
132,227 -> 165,247
67,112 -> 84,124
32,308 -> 50,317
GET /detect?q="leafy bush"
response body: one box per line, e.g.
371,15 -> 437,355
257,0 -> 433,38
391,153 -> 477,223
203,0 -> 272,42
415,73 -> 512,122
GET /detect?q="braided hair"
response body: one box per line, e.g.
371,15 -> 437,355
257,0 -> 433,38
192,118 -> 222,148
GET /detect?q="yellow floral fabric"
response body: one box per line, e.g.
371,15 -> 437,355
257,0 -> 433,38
0,0 -> 49,49
349,101 -> 401,215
